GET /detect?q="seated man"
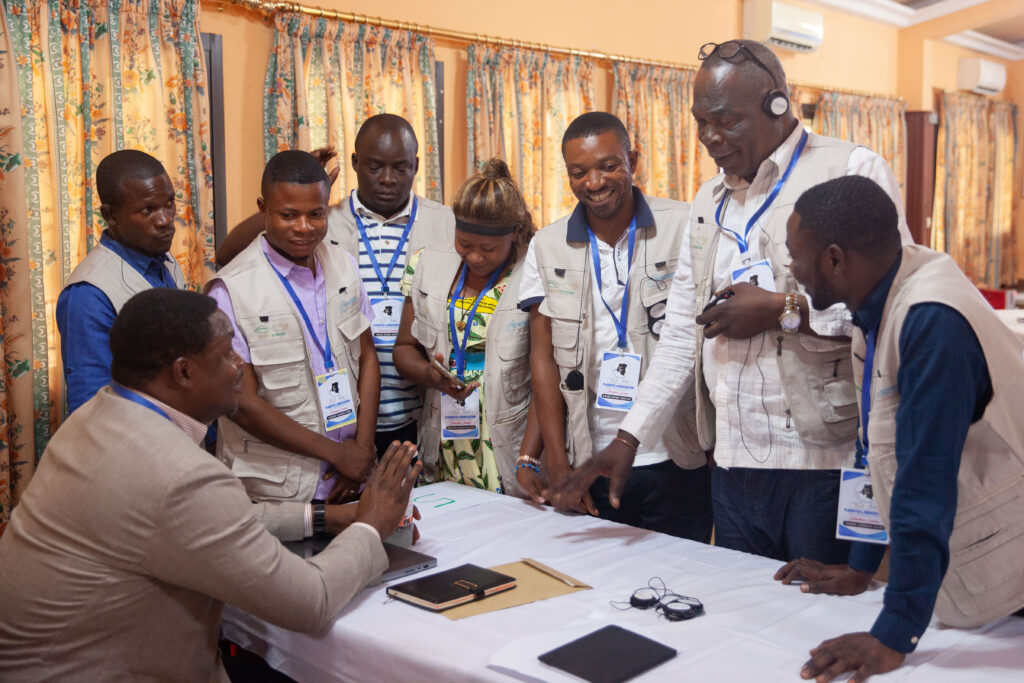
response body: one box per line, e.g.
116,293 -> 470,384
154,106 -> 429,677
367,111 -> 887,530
0,288 -> 420,680
776,176 -> 1024,681
207,150 -> 380,509
57,149 -> 184,413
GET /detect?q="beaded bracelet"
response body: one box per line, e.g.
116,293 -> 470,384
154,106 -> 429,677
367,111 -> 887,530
515,454 -> 541,473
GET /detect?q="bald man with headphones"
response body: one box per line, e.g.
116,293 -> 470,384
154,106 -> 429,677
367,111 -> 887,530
551,40 -> 912,565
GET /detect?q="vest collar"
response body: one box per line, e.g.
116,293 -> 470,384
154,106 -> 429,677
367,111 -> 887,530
100,230 -> 172,270
852,250 -> 902,335
565,186 -> 654,243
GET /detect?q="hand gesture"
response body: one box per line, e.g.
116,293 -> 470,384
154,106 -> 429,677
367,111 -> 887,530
325,438 -> 376,484
515,463 -> 547,504
696,282 -> 783,339
545,436 -> 634,515
310,146 -> 340,189
800,632 -> 905,682
774,559 -> 872,596
355,441 -> 421,539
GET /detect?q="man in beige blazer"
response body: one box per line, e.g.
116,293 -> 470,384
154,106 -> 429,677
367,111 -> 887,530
0,288 -> 421,682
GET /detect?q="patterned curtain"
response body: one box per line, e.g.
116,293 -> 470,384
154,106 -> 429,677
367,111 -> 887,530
466,44 -> 596,227
612,62 -> 710,202
264,13 -> 442,205
813,91 -> 907,199
932,92 -> 1018,287
0,0 -> 213,534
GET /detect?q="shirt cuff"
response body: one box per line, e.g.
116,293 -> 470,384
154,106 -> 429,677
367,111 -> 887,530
351,521 -> 382,543
848,541 -> 886,574
870,606 -> 927,654
807,302 -> 853,337
303,504 -> 313,538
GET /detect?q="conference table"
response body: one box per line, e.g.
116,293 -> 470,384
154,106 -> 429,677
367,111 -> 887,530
222,482 -> 1024,682
995,308 -> 1024,342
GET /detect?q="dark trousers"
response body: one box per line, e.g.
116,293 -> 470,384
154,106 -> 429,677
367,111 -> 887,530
590,460 -> 713,543
375,421 -> 419,460
711,466 -> 850,564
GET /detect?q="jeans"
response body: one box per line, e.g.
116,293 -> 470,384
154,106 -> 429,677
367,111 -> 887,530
711,466 -> 850,564
590,459 -> 713,543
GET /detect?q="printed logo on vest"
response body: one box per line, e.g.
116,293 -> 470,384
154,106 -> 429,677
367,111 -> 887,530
545,279 -> 577,296
254,322 -> 288,339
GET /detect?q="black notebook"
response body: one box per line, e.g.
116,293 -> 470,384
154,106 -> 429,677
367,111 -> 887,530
538,625 -> 677,683
385,563 -> 516,611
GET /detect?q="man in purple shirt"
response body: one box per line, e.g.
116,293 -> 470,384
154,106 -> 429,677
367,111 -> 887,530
207,151 -> 379,506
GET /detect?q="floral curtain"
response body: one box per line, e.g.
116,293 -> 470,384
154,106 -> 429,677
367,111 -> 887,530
813,91 -> 907,199
466,44 -> 596,227
932,92 -> 1018,287
612,62 -> 710,203
0,0 -> 213,534
264,13 -> 442,205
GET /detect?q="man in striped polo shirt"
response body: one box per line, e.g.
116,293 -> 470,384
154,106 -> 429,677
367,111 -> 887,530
217,114 -> 455,456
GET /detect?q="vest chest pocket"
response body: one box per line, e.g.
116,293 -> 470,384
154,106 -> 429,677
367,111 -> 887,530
333,310 -> 368,368
636,277 -> 672,337
245,318 -> 309,409
497,328 -> 531,405
410,316 -> 439,354
550,320 -> 580,370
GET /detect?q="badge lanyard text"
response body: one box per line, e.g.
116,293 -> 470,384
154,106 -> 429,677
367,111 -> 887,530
351,195 -> 418,297
588,215 -> 637,351
715,129 -> 808,265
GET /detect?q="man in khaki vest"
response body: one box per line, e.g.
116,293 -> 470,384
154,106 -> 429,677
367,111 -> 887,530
775,176 -> 1024,681
551,41 -> 911,563
0,288 -> 420,681
57,149 -> 185,413
216,115 -> 455,455
521,112 -> 712,541
207,151 -> 379,520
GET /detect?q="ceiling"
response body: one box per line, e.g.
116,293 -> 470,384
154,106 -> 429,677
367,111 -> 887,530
804,0 -> 1024,59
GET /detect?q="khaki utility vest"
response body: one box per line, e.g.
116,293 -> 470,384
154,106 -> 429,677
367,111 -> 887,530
64,240 -> 186,310
325,194 -> 456,263
533,191 -> 704,469
853,245 -> 1024,628
406,248 -> 532,498
689,133 -> 860,457
210,237 -> 369,503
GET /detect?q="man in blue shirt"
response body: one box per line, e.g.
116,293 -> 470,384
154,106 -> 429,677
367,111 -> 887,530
57,150 -> 184,413
776,175 -> 1024,681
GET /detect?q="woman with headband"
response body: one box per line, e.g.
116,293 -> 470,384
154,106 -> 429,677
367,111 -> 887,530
394,159 -> 542,497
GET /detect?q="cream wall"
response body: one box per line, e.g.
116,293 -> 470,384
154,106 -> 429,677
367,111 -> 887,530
199,0 -> 1015,231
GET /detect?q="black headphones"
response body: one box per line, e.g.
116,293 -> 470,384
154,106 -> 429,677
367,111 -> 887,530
698,41 -> 790,120
627,584 -> 705,622
763,89 -> 790,119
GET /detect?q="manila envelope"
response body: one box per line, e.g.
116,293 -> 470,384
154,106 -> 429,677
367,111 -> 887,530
443,558 -> 591,620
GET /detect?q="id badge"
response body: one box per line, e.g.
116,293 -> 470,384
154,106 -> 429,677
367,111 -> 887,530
441,389 -> 481,439
370,296 -> 403,346
595,351 -> 642,412
731,258 -> 776,292
835,467 -> 889,545
315,368 -> 357,431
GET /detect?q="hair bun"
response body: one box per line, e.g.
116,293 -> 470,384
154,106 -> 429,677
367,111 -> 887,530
481,158 -> 511,180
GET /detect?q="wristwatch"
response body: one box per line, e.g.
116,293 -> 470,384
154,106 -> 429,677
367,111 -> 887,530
311,500 -> 327,535
779,292 -> 800,334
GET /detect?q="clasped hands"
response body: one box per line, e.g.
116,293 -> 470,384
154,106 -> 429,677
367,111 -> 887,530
775,559 -> 904,682
323,438 -> 376,503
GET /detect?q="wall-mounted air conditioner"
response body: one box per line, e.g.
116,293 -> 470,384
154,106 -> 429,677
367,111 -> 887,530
743,0 -> 824,53
957,58 -> 1006,96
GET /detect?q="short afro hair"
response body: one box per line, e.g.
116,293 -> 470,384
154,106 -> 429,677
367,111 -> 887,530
110,289 -> 221,387
793,176 -> 900,258
260,150 -> 330,199
354,113 -> 418,154
561,112 -> 631,156
96,149 -> 168,208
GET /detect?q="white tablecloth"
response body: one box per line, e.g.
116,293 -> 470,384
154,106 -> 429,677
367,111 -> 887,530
222,482 -> 1024,682
995,308 -> 1024,342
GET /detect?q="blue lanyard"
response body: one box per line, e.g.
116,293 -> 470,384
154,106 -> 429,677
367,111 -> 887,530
109,382 -> 171,421
588,216 -> 636,349
857,327 -> 877,468
715,129 -> 809,255
351,195 -> 418,297
265,251 -> 334,371
447,259 -> 509,379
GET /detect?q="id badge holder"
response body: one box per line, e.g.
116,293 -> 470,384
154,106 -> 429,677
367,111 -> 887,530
595,351 -> 642,412
731,258 -> 776,293
315,368 -> 357,431
441,390 -> 481,439
370,296 -> 403,346
835,467 -> 889,545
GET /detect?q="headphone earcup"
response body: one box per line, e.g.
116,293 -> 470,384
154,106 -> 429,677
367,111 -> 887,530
763,90 -> 790,118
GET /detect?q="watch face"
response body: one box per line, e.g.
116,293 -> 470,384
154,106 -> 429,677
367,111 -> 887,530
780,310 -> 801,332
